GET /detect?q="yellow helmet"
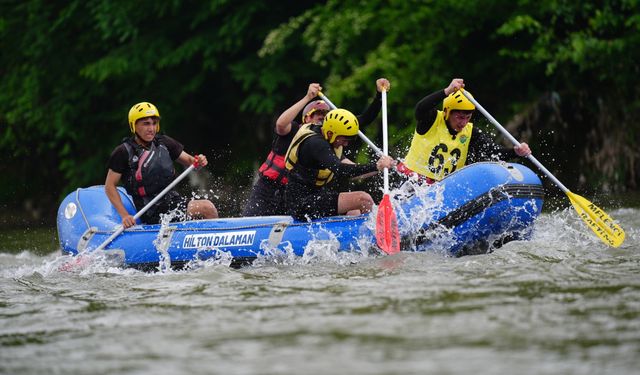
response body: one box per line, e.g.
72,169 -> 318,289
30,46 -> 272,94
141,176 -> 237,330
321,109 -> 359,143
128,102 -> 161,133
443,90 -> 475,120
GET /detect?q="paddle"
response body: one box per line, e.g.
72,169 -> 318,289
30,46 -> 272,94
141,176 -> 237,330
375,89 -> 400,254
461,90 -> 625,247
94,163 -> 197,251
317,92 -> 384,156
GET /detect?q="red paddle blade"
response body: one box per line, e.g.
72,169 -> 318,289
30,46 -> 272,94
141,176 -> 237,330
376,194 -> 400,254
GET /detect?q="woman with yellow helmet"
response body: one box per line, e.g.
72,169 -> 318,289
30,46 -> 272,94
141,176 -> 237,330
104,102 -> 218,228
283,108 -> 395,220
399,78 -> 531,183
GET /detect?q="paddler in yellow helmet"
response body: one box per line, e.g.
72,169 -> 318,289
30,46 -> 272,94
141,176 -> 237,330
283,108 -> 395,220
104,102 -> 218,228
242,78 -> 391,217
398,78 -> 531,183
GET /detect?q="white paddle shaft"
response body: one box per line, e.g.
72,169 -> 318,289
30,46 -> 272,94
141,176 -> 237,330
461,90 -> 569,193
381,89 -> 389,193
318,92 -> 383,156
94,164 -> 196,251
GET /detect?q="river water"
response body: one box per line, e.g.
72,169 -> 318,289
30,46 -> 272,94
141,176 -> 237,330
1,206 -> 639,374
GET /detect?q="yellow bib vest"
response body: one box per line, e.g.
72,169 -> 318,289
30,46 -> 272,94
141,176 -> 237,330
404,111 -> 473,181
285,124 -> 343,187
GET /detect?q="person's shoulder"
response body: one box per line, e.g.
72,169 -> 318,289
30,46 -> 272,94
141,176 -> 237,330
107,141 -> 131,173
155,134 -> 172,143
110,141 -> 129,157
305,132 -> 330,150
156,134 -> 184,159
156,134 -> 182,146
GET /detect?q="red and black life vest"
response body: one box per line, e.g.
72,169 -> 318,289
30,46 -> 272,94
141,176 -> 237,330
122,136 -> 175,202
258,151 -> 288,184
257,122 -> 304,185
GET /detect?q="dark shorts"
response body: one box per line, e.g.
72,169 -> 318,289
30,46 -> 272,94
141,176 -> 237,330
137,190 -> 187,224
285,187 -> 339,221
242,176 -> 285,216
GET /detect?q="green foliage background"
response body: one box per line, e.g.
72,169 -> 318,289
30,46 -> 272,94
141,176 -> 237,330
1,0 -> 638,223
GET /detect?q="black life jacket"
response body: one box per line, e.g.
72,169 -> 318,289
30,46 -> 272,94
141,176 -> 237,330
122,136 -> 175,203
284,124 -> 343,188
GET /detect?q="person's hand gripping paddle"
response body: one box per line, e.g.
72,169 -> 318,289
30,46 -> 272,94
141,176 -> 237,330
375,89 -> 400,254
461,90 -> 625,247
95,163 -> 198,252
59,160 -> 200,272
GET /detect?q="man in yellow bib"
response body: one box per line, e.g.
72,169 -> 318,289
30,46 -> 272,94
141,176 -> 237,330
399,78 -> 531,183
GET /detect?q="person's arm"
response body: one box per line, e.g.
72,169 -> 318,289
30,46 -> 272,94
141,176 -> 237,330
275,83 -> 322,136
176,151 -> 208,169
301,137 -> 378,179
467,127 -> 517,164
160,135 -> 201,169
415,78 -> 466,135
355,78 -> 390,127
342,157 -> 394,180
414,90 -> 446,135
340,157 -> 377,180
355,91 -> 381,127
355,78 -> 391,127
105,170 -> 136,228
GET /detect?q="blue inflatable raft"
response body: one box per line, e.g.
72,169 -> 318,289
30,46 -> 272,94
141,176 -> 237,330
57,162 -> 544,270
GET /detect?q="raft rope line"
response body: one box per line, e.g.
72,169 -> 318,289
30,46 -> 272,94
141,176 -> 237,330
73,187 -> 365,235
76,188 -> 92,231
160,216 -> 365,233
90,218 -> 361,234
75,183 -> 542,236
413,183 -> 545,245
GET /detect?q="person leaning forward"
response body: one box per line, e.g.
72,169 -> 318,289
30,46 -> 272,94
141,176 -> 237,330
284,108 -> 395,220
242,78 -> 391,217
398,78 -> 531,183
105,102 -> 218,228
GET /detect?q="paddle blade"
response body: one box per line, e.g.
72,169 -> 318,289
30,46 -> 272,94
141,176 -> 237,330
566,191 -> 625,247
376,194 -> 400,254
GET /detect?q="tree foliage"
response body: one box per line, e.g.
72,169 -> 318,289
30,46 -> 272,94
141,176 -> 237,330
1,0 -> 638,221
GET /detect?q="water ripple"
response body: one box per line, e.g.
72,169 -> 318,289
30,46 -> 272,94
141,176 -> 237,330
0,208 -> 639,374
